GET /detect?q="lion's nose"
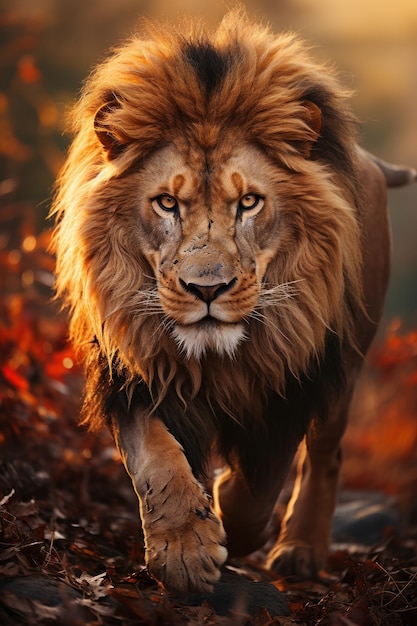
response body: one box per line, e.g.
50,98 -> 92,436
180,278 -> 237,303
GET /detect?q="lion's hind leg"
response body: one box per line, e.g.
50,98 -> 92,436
213,440 -> 299,559
266,392 -> 352,579
213,467 -> 277,557
113,414 -> 227,594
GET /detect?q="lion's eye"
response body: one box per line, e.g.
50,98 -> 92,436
238,194 -> 263,212
154,194 -> 179,213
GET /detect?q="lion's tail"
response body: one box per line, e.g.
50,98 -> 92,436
361,147 -> 417,188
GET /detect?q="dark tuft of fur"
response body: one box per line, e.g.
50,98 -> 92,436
183,40 -> 231,95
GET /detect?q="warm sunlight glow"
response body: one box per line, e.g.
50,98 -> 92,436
63,357 -> 74,369
22,235 -> 37,252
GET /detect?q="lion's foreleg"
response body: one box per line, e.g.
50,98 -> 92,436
112,414 -> 227,594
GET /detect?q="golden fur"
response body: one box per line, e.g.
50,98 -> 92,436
51,11 -> 400,593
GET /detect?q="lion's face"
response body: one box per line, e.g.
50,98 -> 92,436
135,141 -> 282,359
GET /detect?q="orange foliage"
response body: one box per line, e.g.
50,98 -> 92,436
18,54 -> 41,84
343,322 -> 417,497
0,229 -> 81,427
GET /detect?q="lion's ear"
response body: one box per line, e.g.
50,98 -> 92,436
94,97 -> 125,159
299,100 -> 323,158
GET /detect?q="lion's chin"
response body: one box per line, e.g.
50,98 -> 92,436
172,320 -> 246,360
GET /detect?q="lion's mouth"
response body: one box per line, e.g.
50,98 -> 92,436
171,318 -> 246,360
196,315 -> 223,328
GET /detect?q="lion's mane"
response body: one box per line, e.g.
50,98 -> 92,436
51,12 -> 364,483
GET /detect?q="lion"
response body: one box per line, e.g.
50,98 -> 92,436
51,11 -> 416,595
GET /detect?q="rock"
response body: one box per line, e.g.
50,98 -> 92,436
333,492 -> 402,545
184,568 -> 289,617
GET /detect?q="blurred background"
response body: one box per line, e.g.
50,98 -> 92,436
1,0 -> 416,322
1,1 -> 417,502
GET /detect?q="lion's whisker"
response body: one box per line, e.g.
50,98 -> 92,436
148,314 -> 175,343
257,280 -> 303,307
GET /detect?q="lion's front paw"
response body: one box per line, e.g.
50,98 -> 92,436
146,507 -> 227,594
266,544 -> 320,580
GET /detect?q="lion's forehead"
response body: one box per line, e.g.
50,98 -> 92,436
141,142 -> 273,205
